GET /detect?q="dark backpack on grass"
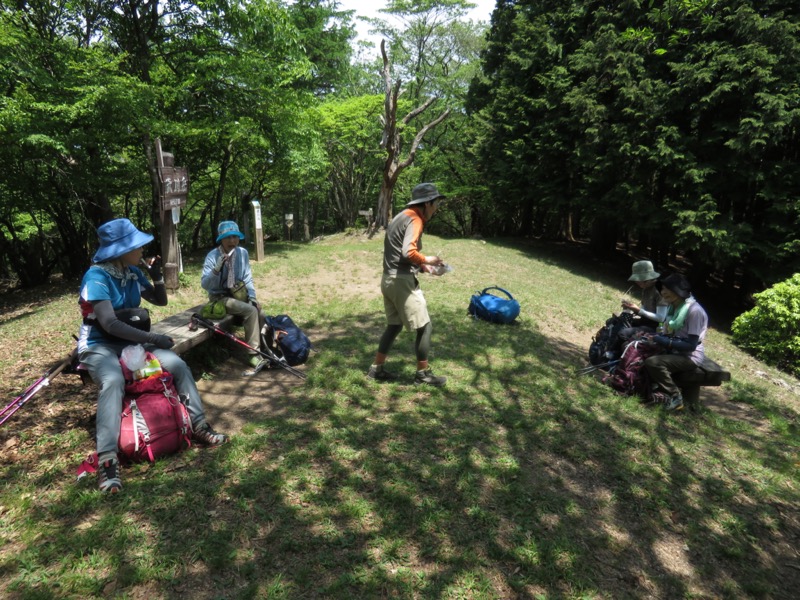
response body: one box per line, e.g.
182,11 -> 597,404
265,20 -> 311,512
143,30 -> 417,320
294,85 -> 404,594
263,315 -> 312,366
588,311 -> 634,366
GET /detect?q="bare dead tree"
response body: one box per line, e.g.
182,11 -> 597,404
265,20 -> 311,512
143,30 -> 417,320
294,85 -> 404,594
371,40 -> 450,233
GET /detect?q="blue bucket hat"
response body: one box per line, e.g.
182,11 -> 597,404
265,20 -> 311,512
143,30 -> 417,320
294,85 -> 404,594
216,221 -> 245,244
92,219 -> 154,263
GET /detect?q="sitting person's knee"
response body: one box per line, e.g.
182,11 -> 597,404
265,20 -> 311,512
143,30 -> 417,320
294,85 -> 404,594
100,370 -> 126,392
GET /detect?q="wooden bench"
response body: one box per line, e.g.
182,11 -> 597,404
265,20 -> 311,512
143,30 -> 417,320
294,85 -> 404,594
150,304 -> 235,355
72,305 -> 235,383
673,356 -> 731,408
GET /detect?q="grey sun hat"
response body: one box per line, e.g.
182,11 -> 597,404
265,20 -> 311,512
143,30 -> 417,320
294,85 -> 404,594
628,260 -> 660,282
407,183 -> 445,207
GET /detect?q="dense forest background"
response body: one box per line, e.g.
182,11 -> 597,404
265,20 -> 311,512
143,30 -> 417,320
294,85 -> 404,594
1,0 -> 798,305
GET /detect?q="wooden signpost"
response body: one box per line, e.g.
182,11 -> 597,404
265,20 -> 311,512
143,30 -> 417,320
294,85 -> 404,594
251,200 -> 264,261
155,138 -> 188,290
285,213 -> 294,242
358,208 -> 373,225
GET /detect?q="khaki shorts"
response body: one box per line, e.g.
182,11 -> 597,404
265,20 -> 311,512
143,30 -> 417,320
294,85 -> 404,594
381,274 -> 430,330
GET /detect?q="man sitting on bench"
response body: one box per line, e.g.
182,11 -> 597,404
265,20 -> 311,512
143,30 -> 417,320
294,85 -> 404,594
643,273 -> 709,413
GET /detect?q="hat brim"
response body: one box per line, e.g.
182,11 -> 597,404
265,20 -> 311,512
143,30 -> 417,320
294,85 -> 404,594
407,194 -> 445,207
92,230 -> 154,263
664,285 -> 691,299
628,271 -> 660,282
216,231 -> 245,244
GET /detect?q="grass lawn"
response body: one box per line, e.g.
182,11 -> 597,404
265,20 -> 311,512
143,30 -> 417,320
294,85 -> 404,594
1,233 -> 798,599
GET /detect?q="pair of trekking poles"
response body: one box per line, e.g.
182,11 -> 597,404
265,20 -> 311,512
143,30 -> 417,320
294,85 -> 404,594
578,359 -> 619,375
190,313 -> 306,380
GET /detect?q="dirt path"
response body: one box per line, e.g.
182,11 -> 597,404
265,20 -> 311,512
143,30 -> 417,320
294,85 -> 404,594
195,359 -> 307,432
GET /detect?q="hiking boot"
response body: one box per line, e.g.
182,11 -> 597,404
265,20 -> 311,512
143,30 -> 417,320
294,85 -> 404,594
248,354 -> 265,369
193,422 -> 229,446
645,391 -> 670,406
98,456 -> 122,494
367,364 -> 398,382
665,394 -> 684,412
414,369 -> 446,387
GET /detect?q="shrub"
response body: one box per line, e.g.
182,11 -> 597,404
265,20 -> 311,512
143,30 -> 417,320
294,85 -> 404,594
731,273 -> 800,377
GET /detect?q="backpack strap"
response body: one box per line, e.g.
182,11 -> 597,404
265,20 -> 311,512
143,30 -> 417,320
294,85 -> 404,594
129,399 -> 150,456
160,378 -> 193,449
481,286 -> 515,300
76,452 -> 99,479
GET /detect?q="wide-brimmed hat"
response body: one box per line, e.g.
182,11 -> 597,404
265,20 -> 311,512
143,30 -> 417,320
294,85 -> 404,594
216,221 -> 245,244
628,260 -> 660,282
661,273 -> 692,299
92,218 -> 154,263
407,183 -> 445,207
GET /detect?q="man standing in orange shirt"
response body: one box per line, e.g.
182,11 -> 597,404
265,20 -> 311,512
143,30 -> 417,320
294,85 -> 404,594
367,183 -> 448,386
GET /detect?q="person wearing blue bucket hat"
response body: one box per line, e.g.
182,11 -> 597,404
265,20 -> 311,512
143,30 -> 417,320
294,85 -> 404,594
201,220 -> 266,369
78,218 -> 229,493
215,220 -> 245,244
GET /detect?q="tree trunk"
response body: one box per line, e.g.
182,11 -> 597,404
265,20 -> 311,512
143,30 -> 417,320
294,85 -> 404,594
370,39 -> 450,234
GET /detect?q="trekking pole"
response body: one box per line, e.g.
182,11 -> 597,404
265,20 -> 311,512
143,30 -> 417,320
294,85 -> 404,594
1,349 -> 78,427
190,314 -> 307,380
578,359 -> 620,375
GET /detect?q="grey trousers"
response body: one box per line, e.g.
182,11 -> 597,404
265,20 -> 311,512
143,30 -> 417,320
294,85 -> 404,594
644,353 -> 697,397
79,344 -> 207,455
217,297 -> 263,352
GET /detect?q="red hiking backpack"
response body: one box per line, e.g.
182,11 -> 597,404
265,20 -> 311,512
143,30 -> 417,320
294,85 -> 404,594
603,340 -> 662,399
77,352 -> 192,479
118,371 -> 192,463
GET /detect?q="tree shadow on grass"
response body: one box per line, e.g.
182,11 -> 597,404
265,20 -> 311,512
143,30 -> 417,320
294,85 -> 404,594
2,304 -> 798,599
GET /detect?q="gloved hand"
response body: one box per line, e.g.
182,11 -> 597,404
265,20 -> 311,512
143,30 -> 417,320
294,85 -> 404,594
147,333 -> 175,349
213,255 -> 226,274
213,247 -> 234,274
147,256 -> 163,282
652,335 -> 670,348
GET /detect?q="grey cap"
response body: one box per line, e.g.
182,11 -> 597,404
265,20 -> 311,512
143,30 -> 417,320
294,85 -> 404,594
628,260 -> 660,282
661,273 -> 692,299
407,183 -> 445,206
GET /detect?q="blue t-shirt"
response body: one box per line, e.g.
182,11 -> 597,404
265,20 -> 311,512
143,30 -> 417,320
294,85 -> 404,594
77,265 -> 152,351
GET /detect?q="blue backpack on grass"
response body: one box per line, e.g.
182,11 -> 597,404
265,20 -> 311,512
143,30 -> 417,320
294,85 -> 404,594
263,315 -> 312,366
468,287 -> 521,324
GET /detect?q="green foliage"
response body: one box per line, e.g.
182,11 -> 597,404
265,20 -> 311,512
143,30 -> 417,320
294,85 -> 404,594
315,94 -> 385,229
731,273 -> 800,376
469,0 -> 800,297
0,0 -> 342,277
288,0 -> 357,95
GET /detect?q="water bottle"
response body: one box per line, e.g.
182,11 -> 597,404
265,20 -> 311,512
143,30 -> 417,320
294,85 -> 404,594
429,264 -> 453,276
